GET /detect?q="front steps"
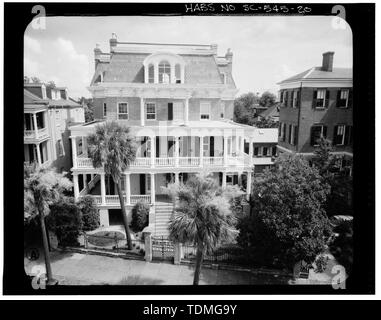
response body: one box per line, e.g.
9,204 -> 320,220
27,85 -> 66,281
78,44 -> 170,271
154,203 -> 174,237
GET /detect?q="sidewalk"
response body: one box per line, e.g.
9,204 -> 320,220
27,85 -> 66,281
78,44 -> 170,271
25,251 -> 290,285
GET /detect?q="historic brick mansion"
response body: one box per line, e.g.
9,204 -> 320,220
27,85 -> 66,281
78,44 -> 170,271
69,34 -> 277,235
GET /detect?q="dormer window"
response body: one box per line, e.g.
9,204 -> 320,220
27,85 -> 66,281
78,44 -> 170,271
148,64 -> 154,83
143,52 -> 185,84
159,61 -> 171,84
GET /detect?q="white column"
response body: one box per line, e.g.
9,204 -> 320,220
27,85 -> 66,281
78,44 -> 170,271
82,136 -> 88,157
184,98 -> 189,125
154,63 -> 159,84
151,135 -> 155,168
140,97 -> 145,127
144,65 -> 148,84
73,174 -> 79,200
150,173 -> 155,204
246,171 -> 252,200
100,173 -> 106,205
222,172 -> 227,188
175,136 -> 179,167
223,135 -> 228,166
180,65 -> 185,84
36,143 -> 42,165
83,174 -> 87,190
174,172 -> 179,184
170,64 -> 175,84
249,138 -> 254,167
125,173 -> 131,205
33,113 -> 38,138
71,137 -> 77,168
199,136 -> 203,167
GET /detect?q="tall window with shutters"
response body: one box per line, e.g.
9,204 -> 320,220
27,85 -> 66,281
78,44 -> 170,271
118,102 -> 128,120
310,125 -> 327,146
313,89 -> 329,109
292,89 -> 300,108
336,89 -> 352,108
333,124 -> 353,146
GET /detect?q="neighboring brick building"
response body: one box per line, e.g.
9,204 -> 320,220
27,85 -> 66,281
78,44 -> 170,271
69,35 -> 278,233
277,52 -> 353,161
24,83 -> 85,172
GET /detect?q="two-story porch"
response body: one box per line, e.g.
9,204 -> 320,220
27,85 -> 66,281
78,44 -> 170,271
24,106 -> 51,166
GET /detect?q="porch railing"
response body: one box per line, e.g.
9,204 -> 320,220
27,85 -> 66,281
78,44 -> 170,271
203,156 -> 224,166
79,194 -> 151,205
155,157 -> 175,167
130,157 -> 152,167
24,127 -> 49,140
179,157 -> 200,167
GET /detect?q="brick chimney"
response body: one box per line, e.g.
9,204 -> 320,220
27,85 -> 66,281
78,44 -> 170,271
322,51 -> 334,72
94,43 -> 102,69
225,48 -> 233,72
110,33 -> 117,52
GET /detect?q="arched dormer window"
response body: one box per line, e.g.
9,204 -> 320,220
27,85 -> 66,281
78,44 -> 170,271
148,64 -> 154,83
143,52 -> 185,84
159,61 -> 171,84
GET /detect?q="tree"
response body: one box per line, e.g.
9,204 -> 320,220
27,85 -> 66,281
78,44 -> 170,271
24,76 -> 30,83
237,154 -> 333,269
259,91 -> 276,108
233,92 -> 259,125
313,138 -> 353,217
164,173 -> 242,285
77,195 -> 100,231
252,117 -> 279,128
31,76 -> 42,83
24,164 -> 72,284
46,80 -> 56,89
47,197 -> 82,246
87,121 -> 137,249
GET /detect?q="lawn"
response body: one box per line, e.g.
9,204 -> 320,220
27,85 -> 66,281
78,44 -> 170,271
87,231 -> 125,247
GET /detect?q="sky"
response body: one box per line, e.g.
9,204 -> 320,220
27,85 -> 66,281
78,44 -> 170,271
24,16 -> 352,99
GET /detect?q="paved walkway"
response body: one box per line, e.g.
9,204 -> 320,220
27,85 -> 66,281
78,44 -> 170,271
24,251 -> 290,285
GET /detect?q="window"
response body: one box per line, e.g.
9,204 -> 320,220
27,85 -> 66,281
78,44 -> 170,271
148,64 -> 154,83
146,174 -> 151,193
118,102 -> 128,120
263,147 -> 268,156
292,90 -> 300,108
284,91 -> 289,106
254,147 -> 259,156
220,102 -> 225,119
146,103 -> 156,120
159,61 -> 171,84
272,146 -> 277,156
310,125 -> 327,146
203,136 -> 209,156
313,89 -> 329,109
200,102 -> 211,120
289,125 -> 298,146
57,139 -> 64,157
279,123 -> 286,142
175,64 -> 181,83
103,103 -> 107,117
333,125 -> 345,145
279,91 -> 284,103
337,89 -> 349,108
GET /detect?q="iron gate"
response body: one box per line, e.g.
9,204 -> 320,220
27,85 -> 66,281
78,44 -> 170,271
152,236 -> 174,261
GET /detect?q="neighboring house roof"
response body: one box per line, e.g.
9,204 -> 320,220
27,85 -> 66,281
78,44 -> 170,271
278,67 -> 352,84
24,89 -> 49,112
91,52 -> 235,87
258,104 -> 279,118
47,98 -> 81,108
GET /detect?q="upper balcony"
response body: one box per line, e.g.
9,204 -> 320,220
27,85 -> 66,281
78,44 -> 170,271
24,111 -> 50,143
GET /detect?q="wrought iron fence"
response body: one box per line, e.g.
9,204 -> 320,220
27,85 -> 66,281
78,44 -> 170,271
182,244 -> 248,265
152,236 -> 174,261
82,232 -> 145,256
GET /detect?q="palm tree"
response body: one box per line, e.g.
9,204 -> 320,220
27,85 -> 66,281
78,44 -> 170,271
24,163 -> 72,285
87,121 -> 137,249
164,173 -> 242,285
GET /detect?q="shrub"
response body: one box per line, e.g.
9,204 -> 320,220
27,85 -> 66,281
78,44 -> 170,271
130,202 -> 149,232
47,197 -> 82,246
314,255 -> 329,273
77,195 -> 100,231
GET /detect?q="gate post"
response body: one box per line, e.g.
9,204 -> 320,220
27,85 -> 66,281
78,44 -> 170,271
143,228 -> 153,262
174,243 -> 182,265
